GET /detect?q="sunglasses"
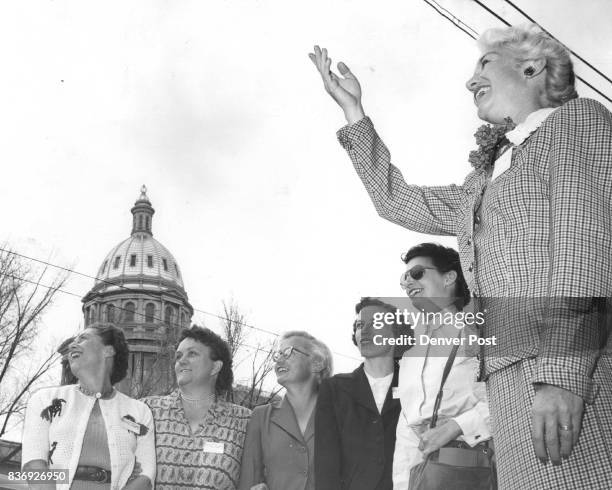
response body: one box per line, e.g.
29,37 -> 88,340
400,265 -> 436,288
272,345 -> 311,362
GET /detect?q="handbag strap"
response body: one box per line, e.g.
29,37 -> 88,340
429,333 -> 462,429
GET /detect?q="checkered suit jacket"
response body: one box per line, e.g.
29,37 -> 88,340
337,98 -> 612,404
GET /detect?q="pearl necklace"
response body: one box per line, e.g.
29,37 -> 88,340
179,390 -> 216,404
78,384 -> 114,399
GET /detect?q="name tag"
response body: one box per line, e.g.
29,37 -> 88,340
203,441 -> 224,454
392,387 -> 400,399
121,419 -> 140,434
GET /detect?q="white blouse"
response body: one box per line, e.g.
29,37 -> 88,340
396,321 -> 490,446
21,384 -> 156,490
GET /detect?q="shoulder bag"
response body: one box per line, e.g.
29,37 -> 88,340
408,340 -> 497,490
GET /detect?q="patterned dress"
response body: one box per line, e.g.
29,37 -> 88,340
143,391 -> 251,489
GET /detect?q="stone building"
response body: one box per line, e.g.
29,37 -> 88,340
81,186 -> 193,396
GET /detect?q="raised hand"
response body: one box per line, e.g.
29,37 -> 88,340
308,45 -> 365,124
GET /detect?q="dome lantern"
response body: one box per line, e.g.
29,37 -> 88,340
131,185 -> 155,236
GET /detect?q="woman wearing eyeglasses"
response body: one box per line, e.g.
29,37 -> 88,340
393,243 -> 492,489
142,326 -> 251,490
238,331 -> 333,490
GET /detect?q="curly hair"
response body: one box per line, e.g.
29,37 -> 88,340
57,336 -> 78,385
91,324 -> 129,384
178,326 -> 234,395
478,24 -> 577,107
401,243 -> 471,309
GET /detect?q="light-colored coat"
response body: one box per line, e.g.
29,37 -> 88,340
21,384 -> 156,490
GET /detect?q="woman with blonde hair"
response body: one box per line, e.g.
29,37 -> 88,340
239,331 -> 333,490
310,23 -> 612,489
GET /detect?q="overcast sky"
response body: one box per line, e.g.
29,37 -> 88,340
1,1 -> 611,437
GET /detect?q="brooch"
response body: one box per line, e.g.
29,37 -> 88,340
40,398 -> 66,422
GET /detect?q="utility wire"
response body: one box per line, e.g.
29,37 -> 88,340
1,247 -> 279,337
503,0 -> 612,87
0,270 -> 273,356
429,0 -> 479,37
423,0 -> 479,40
0,249 -> 360,361
469,0 -> 612,104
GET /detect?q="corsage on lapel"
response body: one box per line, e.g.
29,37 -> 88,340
121,415 -> 149,436
468,117 -> 516,173
40,398 -> 66,422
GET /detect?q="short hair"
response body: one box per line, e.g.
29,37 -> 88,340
353,297 -> 398,347
401,243 -> 470,309
57,336 -> 77,385
178,326 -> 233,395
478,24 -> 577,107
91,324 -> 129,384
279,331 -> 333,380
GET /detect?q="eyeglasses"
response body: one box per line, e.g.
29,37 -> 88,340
400,265 -> 436,288
272,346 -> 311,362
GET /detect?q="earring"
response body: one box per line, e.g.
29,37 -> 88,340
524,66 -> 535,77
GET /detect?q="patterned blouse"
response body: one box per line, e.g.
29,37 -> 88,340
143,391 -> 251,490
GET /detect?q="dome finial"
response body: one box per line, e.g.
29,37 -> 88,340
140,185 -> 148,201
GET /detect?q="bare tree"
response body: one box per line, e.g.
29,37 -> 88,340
129,332 -> 176,399
0,247 -> 68,438
238,341 -> 282,408
221,300 -> 246,360
219,300 -> 281,408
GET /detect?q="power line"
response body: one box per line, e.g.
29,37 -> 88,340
469,0 -> 612,105
0,247 -> 279,336
423,0 -> 479,40
502,0 -> 612,87
0,253 -> 188,329
429,0 -> 479,37
0,270 -> 271,356
0,248 -> 360,361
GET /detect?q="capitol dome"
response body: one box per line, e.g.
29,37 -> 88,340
81,186 -> 193,397
92,185 -> 185,293
96,230 -> 184,290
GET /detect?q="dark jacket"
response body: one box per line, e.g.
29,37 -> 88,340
315,363 -> 400,490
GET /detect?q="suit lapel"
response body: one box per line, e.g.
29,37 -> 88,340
341,364 -> 379,414
270,396 -> 307,442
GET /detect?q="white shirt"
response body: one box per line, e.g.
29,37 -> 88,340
396,321 -> 490,446
491,107 -> 558,181
364,369 -> 394,413
21,384 -> 156,490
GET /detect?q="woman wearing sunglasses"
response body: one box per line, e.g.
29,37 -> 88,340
393,243 -> 491,489
239,331 -> 333,490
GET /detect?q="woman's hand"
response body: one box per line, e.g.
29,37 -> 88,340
122,475 -> 151,490
418,420 -> 463,456
308,46 -> 365,124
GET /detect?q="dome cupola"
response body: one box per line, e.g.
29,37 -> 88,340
131,185 -> 155,236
